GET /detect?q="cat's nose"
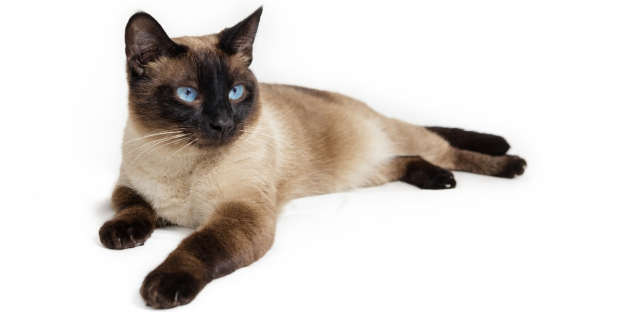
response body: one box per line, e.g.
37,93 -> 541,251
209,117 -> 234,136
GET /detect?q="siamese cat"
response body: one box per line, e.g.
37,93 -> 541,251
99,7 -> 526,309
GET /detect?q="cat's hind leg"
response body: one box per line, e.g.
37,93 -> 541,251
383,118 -> 526,179
99,186 -> 158,249
451,149 -> 527,178
387,156 -> 457,189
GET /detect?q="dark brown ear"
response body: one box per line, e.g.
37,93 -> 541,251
125,12 -> 185,76
218,7 -> 263,67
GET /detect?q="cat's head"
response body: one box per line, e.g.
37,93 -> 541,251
124,7 -> 263,149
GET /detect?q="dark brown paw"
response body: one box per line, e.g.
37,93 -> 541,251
99,217 -> 154,250
496,155 -> 527,178
419,166 -> 457,189
400,158 -> 457,190
141,268 -> 204,309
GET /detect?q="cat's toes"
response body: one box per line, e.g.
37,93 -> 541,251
400,158 -> 457,190
496,155 -> 527,178
99,217 -> 154,250
141,268 -> 203,309
420,168 -> 457,190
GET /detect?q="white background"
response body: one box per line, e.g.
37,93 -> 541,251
0,0 -> 622,311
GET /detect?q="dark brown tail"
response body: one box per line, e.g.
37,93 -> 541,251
425,127 -> 510,156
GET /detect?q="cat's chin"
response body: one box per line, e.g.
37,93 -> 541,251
193,135 -> 238,150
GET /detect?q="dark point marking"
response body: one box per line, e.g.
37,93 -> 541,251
99,186 -> 157,250
398,156 -> 457,190
495,155 -> 527,178
140,253 -> 205,309
140,202 -> 273,308
218,6 -> 263,67
427,127 -> 510,156
452,149 -> 527,178
125,12 -> 187,77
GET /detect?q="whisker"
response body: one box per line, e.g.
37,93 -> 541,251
122,130 -> 184,146
123,135 -> 191,173
164,138 -> 197,164
123,134 -> 188,158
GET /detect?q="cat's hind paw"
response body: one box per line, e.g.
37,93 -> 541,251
399,157 -> 457,190
495,155 -> 527,178
417,167 -> 457,189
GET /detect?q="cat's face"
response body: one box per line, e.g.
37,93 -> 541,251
124,8 -> 263,149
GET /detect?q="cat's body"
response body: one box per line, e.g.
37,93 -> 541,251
121,82 -> 452,228
100,7 -> 526,309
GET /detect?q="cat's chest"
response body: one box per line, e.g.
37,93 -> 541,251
125,160 -> 213,228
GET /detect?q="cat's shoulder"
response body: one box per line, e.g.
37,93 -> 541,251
260,83 -> 347,102
258,83 -> 376,118
261,83 -> 335,100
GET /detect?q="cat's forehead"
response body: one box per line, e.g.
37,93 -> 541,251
172,35 -> 220,53
146,34 -> 245,85
175,35 -> 252,74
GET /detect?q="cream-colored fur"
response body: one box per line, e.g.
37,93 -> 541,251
118,83 -> 451,228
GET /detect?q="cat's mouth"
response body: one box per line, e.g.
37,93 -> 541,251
192,129 -> 238,149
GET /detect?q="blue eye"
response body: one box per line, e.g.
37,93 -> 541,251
229,85 -> 244,100
176,87 -> 197,102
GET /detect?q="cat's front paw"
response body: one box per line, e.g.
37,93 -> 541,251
496,155 -> 527,178
140,266 -> 204,309
99,216 -> 154,249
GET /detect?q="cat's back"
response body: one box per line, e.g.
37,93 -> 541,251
259,83 -> 376,116
258,83 -> 386,139
257,83 -> 396,197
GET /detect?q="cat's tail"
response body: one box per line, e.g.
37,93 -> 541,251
424,127 -> 510,156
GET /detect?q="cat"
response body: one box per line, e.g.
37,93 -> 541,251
99,7 -> 527,309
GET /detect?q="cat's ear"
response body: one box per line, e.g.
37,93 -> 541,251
125,12 -> 184,76
218,7 -> 263,67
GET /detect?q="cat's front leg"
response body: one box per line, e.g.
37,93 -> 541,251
140,201 -> 276,309
99,186 -> 158,249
